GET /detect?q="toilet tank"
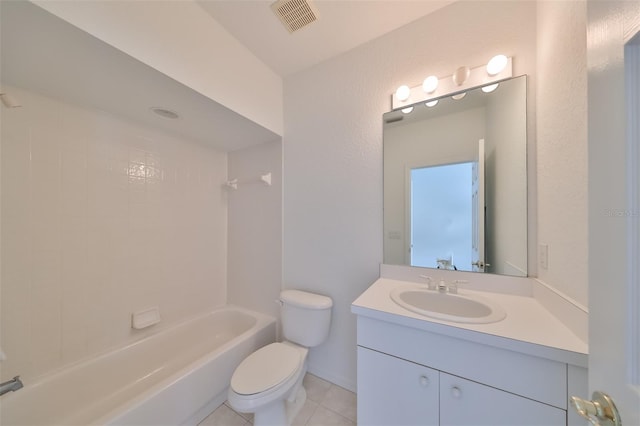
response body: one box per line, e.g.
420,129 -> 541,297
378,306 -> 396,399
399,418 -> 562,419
280,290 -> 333,347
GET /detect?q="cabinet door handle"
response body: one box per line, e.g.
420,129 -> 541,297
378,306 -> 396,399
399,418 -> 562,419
451,386 -> 462,399
419,375 -> 430,387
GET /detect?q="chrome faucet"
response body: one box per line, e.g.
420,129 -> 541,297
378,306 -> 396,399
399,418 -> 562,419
419,275 -> 436,290
0,376 -> 23,396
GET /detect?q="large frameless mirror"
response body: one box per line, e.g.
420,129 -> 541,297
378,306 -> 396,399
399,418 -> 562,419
383,75 -> 527,276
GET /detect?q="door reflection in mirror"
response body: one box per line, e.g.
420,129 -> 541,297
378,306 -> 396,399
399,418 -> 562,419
410,162 -> 474,271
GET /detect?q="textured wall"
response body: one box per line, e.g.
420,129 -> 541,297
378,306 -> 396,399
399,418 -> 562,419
536,0 -> 588,307
227,140 -> 283,324
283,1 -> 537,390
1,86 -> 228,382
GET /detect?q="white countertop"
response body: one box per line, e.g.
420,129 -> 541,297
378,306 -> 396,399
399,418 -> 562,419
352,277 -> 588,368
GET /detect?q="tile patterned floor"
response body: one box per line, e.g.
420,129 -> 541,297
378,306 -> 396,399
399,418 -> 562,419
199,373 -> 356,426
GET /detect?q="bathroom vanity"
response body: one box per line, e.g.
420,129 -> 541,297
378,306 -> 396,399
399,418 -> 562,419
351,272 -> 588,426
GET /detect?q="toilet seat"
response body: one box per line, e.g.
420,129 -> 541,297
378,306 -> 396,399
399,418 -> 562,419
231,343 -> 303,396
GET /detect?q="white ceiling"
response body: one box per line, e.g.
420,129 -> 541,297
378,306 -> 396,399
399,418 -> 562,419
197,0 -> 455,77
1,1 -> 279,152
1,1 -> 455,152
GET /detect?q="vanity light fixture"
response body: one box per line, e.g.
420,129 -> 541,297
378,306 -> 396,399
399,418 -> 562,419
486,54 -> 508,76
425,100 -> 438,107
395,85 -> 411,102
422,75 -> 438,94
391,55 -> 513,110
482,83 -> 499,93
452,66 -> 471,86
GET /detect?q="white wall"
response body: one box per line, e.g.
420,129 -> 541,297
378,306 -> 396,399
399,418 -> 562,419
227,141 -> 283,323
536,0 -> 588,307
283,1 -> 537,391
0,86 -> 228,382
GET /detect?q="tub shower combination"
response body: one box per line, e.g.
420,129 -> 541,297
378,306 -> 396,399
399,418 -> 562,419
0,307 -> 276,425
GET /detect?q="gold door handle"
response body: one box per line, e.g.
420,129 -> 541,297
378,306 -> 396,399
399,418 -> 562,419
570,391 -> 621,426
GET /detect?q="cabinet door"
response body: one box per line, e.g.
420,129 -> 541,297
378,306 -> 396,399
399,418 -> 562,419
357,346 -> 439,426
440,373 -> 566,426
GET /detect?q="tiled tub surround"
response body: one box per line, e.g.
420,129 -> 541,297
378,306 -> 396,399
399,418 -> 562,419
1,307 -> 276,425
1,85 -> 229,383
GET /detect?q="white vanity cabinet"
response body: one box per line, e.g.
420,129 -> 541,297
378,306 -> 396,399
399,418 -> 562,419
357,346 -> 439,425
439,372 -> 565,425
356,316 -> 581,426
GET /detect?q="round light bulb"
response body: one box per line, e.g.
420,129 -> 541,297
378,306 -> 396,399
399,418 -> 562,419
425,100 -> 439,107
422,76 -> 438,94
482,83 -> 499,93
452,66 -> 470,86
401,106 -> 414,114
486,55 -> 508,76
451,93 -> 466,100
395,85 -> 411,102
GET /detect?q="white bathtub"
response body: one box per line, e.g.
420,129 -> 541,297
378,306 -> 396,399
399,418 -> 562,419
0,306 -> 276,426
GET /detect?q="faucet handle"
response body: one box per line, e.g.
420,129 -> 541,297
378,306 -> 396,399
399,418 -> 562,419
448,279 -> 469,294
419,275 -> 435,290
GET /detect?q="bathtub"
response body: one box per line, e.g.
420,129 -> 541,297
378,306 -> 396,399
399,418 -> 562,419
0,306 -> 276,426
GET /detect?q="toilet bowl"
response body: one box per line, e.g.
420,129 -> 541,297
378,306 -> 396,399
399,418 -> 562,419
227,342 -> 308,423
227,290 -> 332,426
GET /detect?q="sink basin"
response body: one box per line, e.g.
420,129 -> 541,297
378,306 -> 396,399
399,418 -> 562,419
390,287 -> 506,324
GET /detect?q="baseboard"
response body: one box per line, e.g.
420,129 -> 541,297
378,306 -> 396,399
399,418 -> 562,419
307,363 -> 357,394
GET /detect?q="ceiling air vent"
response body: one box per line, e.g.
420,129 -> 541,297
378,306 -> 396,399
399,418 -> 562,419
271,0 -> 320,33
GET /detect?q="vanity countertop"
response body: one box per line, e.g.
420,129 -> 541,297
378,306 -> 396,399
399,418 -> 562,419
352,277 -> 588,368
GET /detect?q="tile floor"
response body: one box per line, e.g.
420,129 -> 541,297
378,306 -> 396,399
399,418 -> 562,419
199,373 -> 357,426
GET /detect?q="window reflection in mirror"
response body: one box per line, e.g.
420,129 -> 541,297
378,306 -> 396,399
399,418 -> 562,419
383,76 -> 527,277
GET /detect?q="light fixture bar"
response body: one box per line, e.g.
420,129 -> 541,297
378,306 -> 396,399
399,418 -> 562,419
391,57 -> 513,110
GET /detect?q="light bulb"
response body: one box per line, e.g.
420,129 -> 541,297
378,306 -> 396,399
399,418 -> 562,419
486,55 -> 508,76
452,66 -> 470,86
401,106 -> 414,114
395,85 -> 411,102
425,100 -> 438,107
482,83 -> 499,93
422,76 -> 438,94
452,93 -> 466,100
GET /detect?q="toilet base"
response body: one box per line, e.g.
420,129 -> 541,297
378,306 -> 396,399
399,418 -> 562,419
252,386 -> 307,426
286,385 -> 307,423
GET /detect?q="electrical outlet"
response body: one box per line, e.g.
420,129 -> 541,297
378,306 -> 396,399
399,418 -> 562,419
539,244 -> 549,269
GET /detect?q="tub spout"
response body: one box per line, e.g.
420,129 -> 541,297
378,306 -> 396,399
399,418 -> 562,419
0,376 -> 23,396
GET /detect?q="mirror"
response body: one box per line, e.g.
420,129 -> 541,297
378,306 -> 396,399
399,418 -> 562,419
383,76 -> 527,276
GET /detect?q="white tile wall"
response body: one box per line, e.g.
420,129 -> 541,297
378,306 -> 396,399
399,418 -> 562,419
1,85 -> 229,382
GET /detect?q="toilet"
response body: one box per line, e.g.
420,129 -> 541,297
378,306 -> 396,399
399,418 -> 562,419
227,290 -> 333,426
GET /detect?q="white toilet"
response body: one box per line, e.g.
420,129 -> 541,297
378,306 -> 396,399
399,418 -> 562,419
227,290 -> 333,426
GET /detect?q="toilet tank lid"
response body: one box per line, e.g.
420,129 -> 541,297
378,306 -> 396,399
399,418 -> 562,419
280,290 -> 333,309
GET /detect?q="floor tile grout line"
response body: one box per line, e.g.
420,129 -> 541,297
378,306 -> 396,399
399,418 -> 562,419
201,374 -> 356,425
